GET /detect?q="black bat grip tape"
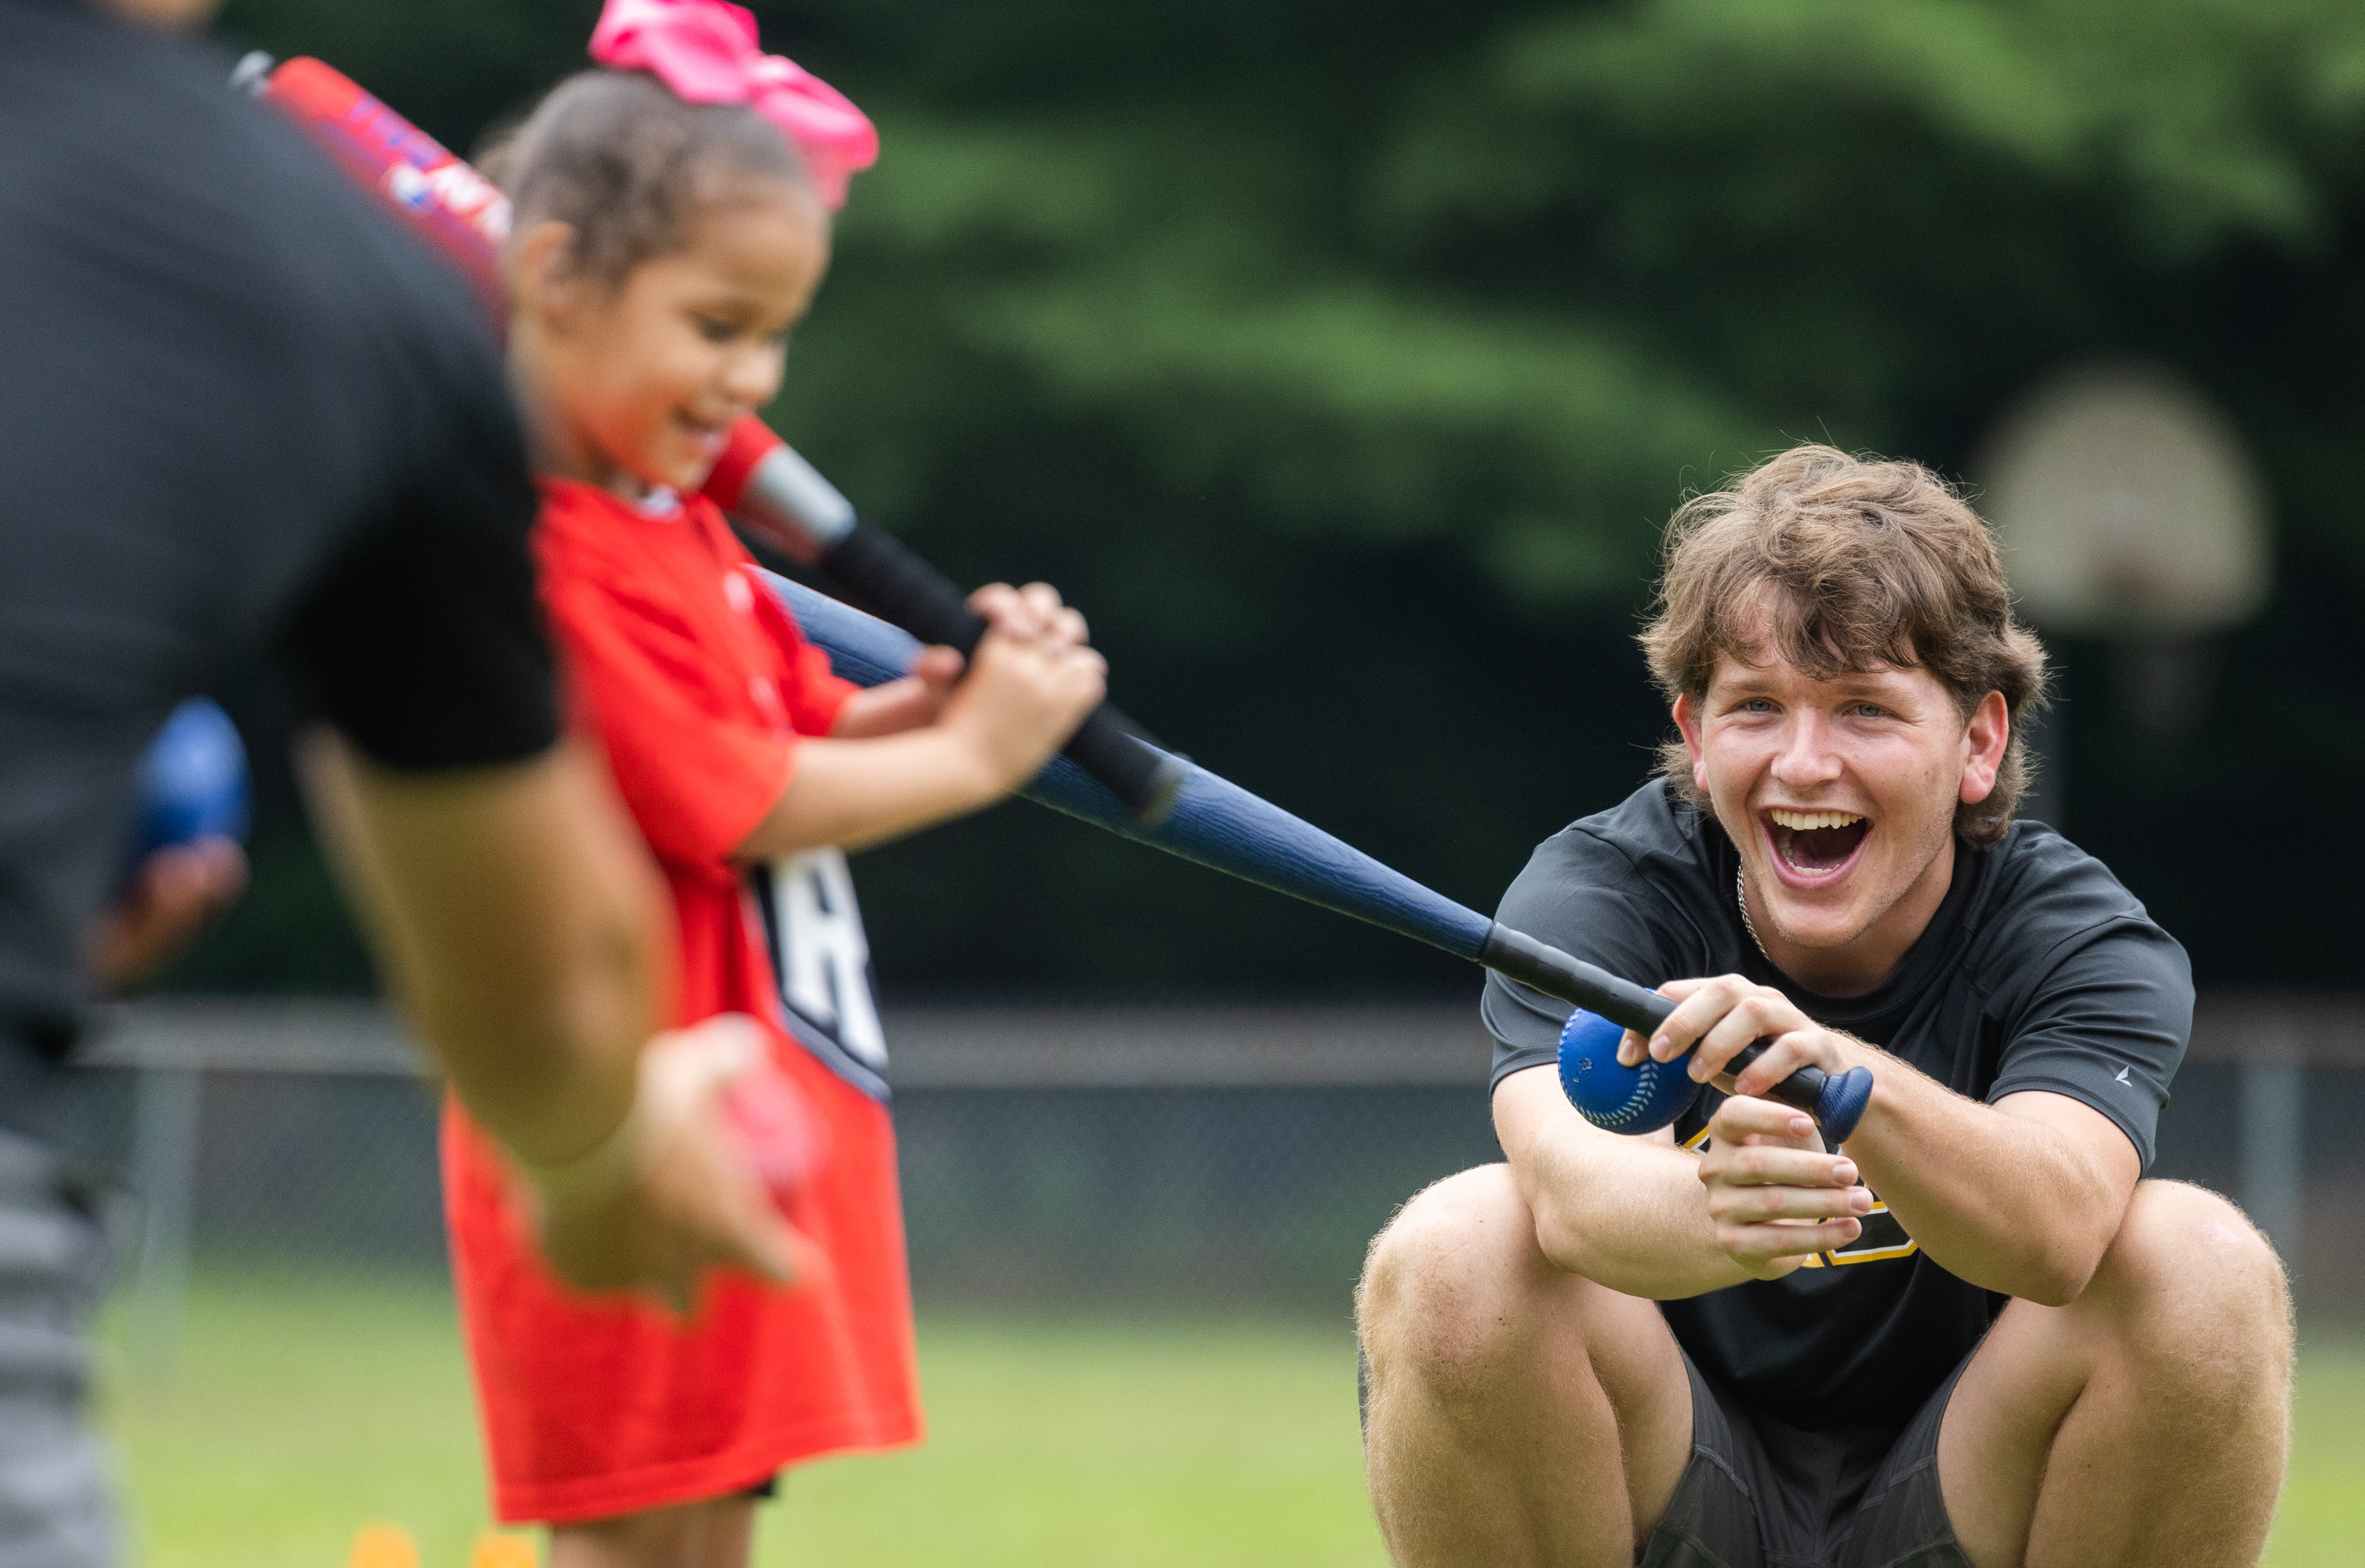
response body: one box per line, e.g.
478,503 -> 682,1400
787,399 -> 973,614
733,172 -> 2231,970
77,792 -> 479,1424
1725,1042 -> 1874,1143
818,521 -> 1187,825
1480,925 -> 1874,1141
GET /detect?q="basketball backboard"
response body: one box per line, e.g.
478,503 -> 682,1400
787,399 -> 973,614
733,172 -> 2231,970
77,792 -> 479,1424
1978,361 -> 2271,639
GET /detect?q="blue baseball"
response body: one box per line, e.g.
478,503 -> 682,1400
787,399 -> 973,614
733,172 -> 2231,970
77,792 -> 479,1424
1558,1008 -> 1701,1134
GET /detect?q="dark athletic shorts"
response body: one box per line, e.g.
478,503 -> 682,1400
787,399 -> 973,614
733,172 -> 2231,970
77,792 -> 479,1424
1354,1340 -> 1971,1567
1641,1349 -> 1970,1568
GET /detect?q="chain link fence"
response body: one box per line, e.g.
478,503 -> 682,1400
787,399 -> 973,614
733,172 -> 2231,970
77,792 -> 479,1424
56,994 -> 2365,1361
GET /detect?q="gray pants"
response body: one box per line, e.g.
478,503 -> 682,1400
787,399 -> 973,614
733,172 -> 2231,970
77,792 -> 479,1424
0,1130 -> 116,1568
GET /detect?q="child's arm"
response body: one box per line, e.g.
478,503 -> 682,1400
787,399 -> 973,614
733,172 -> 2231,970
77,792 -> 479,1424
829,582 -> 1093,740
736,625 -> 1105,858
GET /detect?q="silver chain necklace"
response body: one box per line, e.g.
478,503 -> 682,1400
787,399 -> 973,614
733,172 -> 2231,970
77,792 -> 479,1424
1737,866 -> 1771,960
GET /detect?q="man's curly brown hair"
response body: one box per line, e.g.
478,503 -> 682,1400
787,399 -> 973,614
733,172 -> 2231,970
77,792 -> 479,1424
1638,445 -> 2048,845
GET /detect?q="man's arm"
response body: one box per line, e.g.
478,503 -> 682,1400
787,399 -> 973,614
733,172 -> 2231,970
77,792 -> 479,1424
1639,977 -> 2142,1304
297,731 -> 657,1165
1492,1063 -> 1871,1298
297,731 -> 798,1304
1826,1068 -> 2136,1304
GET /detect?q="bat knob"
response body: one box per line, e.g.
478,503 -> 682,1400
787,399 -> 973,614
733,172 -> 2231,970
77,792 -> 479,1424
1814,1066 -> 1875,1145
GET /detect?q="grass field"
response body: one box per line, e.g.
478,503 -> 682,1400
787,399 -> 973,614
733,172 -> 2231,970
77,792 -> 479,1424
98,1272 -> 2363,1567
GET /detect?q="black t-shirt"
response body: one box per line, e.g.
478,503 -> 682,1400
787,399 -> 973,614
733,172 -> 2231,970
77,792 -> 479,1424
1483,780 -> 2192,1431
0,0 -> 557,1059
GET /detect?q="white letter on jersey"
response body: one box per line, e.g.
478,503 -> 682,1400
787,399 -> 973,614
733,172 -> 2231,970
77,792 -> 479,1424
770,848 -> 887,1073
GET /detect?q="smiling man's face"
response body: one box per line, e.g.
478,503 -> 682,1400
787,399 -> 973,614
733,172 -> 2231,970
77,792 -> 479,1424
1673,623 -> 2007,996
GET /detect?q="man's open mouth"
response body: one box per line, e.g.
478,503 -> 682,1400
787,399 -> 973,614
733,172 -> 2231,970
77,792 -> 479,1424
1764,807 -> 1870,877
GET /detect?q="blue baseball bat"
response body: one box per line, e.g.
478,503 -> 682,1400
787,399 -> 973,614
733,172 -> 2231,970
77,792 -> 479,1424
771,576 -> 1873,1142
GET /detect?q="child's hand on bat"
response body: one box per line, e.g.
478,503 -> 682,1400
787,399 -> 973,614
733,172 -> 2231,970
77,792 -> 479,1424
832,581 -> 1087,739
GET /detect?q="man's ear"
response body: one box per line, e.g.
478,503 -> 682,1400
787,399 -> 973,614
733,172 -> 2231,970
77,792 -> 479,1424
1673,692 -> 1710,794
1958,690 -> 2010,804
509,220 -> 585,332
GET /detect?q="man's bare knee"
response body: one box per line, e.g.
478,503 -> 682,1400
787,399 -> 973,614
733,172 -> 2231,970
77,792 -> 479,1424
2094,1180 -> 2292,1403
1358,1165 -> 1545,1405
2103,1181 -> 2288,1319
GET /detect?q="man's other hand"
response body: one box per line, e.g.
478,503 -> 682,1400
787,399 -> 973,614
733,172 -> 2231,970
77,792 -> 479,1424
523,1014 -> 816,1313
89,836 -> 248,992
1696,1095 -> 1873,1279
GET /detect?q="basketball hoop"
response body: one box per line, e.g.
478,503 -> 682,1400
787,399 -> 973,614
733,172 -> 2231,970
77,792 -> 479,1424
1979,361 -> 2271,640
1975,360 -> 2274,795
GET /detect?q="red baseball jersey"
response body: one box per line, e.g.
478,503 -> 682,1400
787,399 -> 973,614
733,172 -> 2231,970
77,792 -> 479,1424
442,478 -> 921,1524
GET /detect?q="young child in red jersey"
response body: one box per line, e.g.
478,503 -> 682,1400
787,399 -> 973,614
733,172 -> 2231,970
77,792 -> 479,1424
439,5 -> 1108,1563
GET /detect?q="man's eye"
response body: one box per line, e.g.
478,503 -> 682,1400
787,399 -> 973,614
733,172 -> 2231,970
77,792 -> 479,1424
694,316 -> 737,344
1851,703 -> 1887,719
1738,698 -> 1775,714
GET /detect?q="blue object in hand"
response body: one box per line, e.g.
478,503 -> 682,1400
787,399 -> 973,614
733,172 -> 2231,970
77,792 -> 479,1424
1559,1008 -> 1702,1134
130,699 -> 251,863
1558,1006 -> 1878,1143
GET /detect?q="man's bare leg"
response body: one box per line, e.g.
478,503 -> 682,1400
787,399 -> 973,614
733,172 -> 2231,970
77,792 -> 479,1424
1356,1164 -> 1694,1568
1941,1180 -> 2292,1568
549,1494 -> 758,1568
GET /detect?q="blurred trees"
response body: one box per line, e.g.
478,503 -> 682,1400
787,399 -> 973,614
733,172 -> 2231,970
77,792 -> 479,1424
184,0 -> 2365,995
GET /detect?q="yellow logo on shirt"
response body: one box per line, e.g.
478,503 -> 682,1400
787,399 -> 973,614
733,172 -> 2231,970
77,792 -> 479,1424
1795,1202 -> 1919,1267
1682,1125 -> 1920,1268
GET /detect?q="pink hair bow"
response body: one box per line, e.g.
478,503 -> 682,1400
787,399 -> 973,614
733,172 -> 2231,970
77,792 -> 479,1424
589,0 -> 878,209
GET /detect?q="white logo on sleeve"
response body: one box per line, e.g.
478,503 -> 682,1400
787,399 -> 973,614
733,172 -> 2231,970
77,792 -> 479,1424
751,848 -> 888,1098
2115,1066 -> 2133,1085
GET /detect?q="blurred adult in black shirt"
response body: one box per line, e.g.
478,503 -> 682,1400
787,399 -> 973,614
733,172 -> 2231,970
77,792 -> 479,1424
1,3 -> 797,1560
1356,448 -> 2292,1568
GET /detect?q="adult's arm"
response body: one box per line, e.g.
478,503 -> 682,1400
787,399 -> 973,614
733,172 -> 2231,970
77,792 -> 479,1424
1497,1012 -> 2125,1305
1644,974 -> 2147,1305
1492,1063 -> 1869,1297
1843,1067 -> 2136,1304
296,732 -> 656,1167
297,732 -> 798,1302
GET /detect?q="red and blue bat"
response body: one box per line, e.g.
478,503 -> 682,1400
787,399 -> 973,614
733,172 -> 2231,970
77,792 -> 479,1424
248,53 -> 1871,1142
